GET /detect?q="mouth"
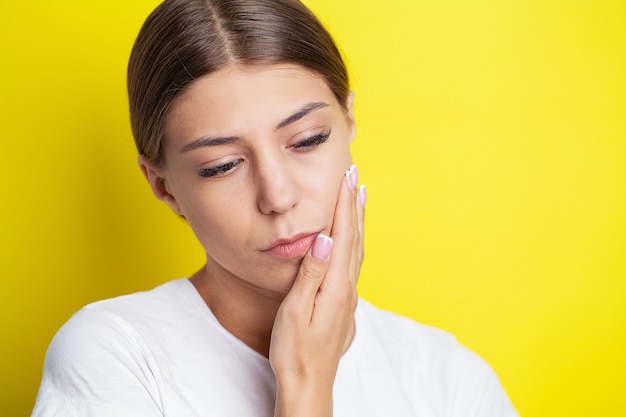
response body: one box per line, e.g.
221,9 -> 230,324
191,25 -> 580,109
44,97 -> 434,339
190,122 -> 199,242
263,232 -> 319,259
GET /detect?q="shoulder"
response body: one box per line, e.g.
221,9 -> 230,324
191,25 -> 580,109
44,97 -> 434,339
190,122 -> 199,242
45,279 -> 194,367
82,278 -> 191,317
356,298 -> 494,374
44,279 -> 188,366
33,280 -> 193,415
355,299 -> 519,417
356,298 -> 458,361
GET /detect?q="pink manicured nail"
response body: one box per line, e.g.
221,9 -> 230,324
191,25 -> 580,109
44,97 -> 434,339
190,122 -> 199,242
311,234 -> 333,260
359,185 -> 367,207
349,165 -> 358,188
345,165 -> 358,189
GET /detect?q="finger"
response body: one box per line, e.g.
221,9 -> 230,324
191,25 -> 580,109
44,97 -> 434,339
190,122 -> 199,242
323,166 -> 358,290
356,184 -> 366,274
347,166 -> 361,286
281,234 -> 333,320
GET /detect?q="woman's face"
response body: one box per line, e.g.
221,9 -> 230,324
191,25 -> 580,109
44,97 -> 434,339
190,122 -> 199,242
142,64 -> 355,298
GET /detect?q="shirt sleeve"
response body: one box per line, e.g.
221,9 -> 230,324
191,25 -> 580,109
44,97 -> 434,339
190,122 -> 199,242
32,307 -> 163,417
445,342 -> 520,417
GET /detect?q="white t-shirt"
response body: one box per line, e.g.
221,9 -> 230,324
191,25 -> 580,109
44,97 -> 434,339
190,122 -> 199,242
32,279 -> 519,416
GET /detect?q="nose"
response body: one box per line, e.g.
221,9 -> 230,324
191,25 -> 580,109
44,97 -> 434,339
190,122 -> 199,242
255,152 -> 300,215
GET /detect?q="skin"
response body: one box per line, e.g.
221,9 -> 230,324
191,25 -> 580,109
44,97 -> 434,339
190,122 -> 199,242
139,63 -> 365,416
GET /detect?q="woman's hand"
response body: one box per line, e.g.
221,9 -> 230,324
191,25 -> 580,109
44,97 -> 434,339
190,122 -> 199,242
269,165 -> 366,417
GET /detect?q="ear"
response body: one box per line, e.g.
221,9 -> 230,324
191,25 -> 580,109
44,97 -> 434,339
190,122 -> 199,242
138,155 -> 184,216
345,91 -> 356,143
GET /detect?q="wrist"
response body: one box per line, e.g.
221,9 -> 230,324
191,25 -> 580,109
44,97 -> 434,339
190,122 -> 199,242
274,379 -> 333,417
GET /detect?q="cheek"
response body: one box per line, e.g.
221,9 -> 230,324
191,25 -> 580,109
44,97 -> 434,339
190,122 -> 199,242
196,194 -> 248,230
172,181 -> 248,247
306,152 -> 349,221
184,199 -> 257,274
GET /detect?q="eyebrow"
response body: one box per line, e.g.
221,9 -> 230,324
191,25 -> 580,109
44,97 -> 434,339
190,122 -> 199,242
274,101 -> 329,130
179,101 -> 329,153
180,135 -> 242,152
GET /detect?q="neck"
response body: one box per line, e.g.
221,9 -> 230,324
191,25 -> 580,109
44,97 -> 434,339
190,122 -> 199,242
190,263 -> 285,358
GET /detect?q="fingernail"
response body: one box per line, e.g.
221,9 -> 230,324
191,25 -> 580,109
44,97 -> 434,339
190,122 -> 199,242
311,234 -> 333,260
359,185 -> 367,207
350,165 -> 359,188
345,164 -> 358,189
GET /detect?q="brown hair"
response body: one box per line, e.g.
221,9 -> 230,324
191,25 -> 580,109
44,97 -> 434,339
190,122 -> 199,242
128,0 -> 349,165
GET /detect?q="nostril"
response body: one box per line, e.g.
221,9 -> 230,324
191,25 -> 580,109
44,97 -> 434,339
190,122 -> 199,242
257,178 -> 300,215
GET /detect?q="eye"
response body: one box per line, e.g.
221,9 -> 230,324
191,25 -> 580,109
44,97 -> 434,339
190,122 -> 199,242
198,159 -> 242,178
292,129 -> 331,151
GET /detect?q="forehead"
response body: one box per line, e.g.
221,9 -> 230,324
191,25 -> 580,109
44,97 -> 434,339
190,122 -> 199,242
163,64 -> 338,142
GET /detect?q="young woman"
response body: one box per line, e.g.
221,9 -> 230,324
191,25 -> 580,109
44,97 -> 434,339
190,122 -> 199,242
33,0 -> 519,416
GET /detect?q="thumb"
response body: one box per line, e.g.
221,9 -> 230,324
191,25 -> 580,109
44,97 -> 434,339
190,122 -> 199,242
283,234 -> 333,314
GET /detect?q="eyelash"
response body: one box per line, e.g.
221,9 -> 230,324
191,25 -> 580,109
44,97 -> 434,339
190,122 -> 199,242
198,160 -> 241,178
197,129 -> 331,178
292,129 -> 331,151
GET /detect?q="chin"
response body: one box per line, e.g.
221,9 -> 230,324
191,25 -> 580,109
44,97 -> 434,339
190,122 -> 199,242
259,258 -> 303,295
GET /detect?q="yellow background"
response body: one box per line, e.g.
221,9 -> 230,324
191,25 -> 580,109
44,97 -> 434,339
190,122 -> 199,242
1,0 -> 624,415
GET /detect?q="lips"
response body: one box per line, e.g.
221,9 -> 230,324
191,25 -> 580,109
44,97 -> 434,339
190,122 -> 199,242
263,233 -> 319,259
